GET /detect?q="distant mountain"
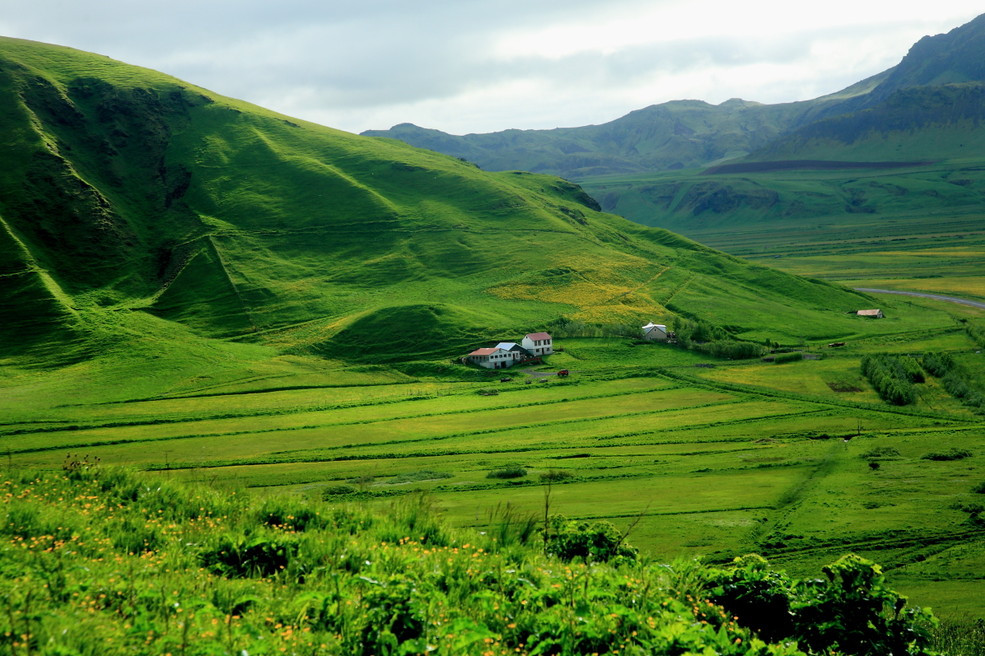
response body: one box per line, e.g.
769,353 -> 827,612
0,37 -> 872,364
364,13 -> 985,178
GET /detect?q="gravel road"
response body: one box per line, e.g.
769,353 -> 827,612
854,287 -> 985,310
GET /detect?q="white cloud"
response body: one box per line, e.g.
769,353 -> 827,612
1,1 -> 983,134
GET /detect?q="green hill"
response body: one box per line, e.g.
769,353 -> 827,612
364,14 -> 985,243
0,36 -> 876,366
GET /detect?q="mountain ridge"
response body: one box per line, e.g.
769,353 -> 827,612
362,13 -> 985,178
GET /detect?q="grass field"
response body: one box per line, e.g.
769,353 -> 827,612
578,162 -> 985,298
3,323 -> 983,625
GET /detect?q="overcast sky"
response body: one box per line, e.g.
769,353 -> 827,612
2,2 -> 982,135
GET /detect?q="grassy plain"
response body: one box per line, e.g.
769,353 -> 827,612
579,163 -> 985,299
3,314 -> 983,626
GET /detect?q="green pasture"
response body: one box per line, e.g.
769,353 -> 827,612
2,325 -> 983,621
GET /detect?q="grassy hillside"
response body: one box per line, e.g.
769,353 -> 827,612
0,36 -> 882,367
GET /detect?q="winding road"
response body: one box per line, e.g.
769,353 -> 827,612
854,287 -> 985,310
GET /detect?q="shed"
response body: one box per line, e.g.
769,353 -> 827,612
857,309 -> 884,318
641,322 -> 669,341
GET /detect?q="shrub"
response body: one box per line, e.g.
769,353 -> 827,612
771,351 -> 804,364
861,354 -> 920,405
256,497 -> 329,532
539,469 -> 574,482
920,352 -> 955,377
543,516 -> 637,563
487,464 -> 527,479
860,446 -> 901,459
322,484 -> 358,498
708,553 -> 937,656
697,339 -> 766,360
921,449 -> 972,461
973,481 -> 985,494
200,533 -> 299,578
388,470 -> 453,484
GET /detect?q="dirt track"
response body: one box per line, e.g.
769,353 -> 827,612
854,287 -> 985,310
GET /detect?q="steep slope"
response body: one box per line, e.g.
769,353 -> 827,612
0,37 -> 875,364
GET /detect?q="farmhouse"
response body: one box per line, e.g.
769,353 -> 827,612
522,332 -> 553,356
465,347 -> 515,369
495,342 -> 526,364
641,322 -> 669,341
463,332 -> 554,369
857,309 -> 885,318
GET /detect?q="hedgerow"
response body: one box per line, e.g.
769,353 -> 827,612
921,351 -> 985,412
861,354 -> 924,405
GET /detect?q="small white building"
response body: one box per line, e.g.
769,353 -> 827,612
466,347 -> 515,369
857,309 -> 885,318
641,322 -> 669,341
521,332 -> 553,356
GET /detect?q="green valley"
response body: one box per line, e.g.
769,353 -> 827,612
1,30 -> 984,656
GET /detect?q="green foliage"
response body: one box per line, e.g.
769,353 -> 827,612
920,352 -> 956,378
861,354 -> 923,405
486,503 -> 538,548
966,322 -> 985,349
921,449 -> 972,461
709,553 -> 938,656
543,516 -> 637,563
671,315 -> 728,345
200,532 -> 299,578
0,467 -> 834,656
539,469 -> 574,483
671,316 -> 766,360
771,351 -> 805,364
861,446 -> 902,460
922,351 -> 985,412
486,464 -> 527,479
698,339 -> 768,360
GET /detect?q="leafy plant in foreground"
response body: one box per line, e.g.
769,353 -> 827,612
708,553 -> 938,656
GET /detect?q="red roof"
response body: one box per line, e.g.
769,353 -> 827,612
468,348 -> 498,356
525,332 -> 551,341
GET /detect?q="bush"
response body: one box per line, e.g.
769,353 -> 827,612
540,469 -> 574,483
861,354 -> 921,405
921,449 -> 972,461
322,484 -> 358,498
860,446 -> 901,459
973,481 -> 985,494
200,533 -> 299,578
708,553 -> 938,656
543,516 -> 637,563
771,351 -> 804,364
487,464 -> 527,479
697,339 -> 766,360
920,352 -> 955,377
388,470 -> 453,484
